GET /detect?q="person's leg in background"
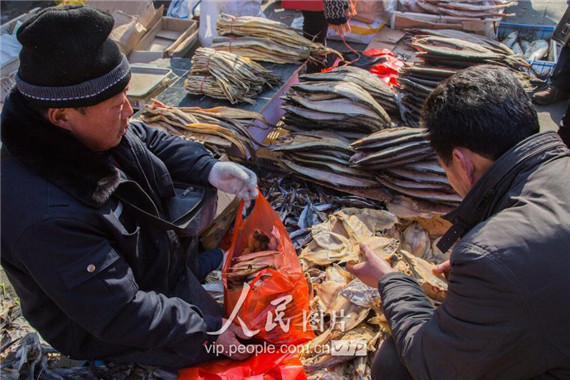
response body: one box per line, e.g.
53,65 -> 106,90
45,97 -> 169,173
302,10 -> 329,73
533,45 -> 570,105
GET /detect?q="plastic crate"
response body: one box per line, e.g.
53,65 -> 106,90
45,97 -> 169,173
498,23 -> 557,79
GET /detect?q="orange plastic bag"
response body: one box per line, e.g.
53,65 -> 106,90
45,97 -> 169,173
222,193 -> 314,345
178,351 -> 307,380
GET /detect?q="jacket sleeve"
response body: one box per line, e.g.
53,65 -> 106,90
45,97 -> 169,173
128,121 -> 217,185
14,217 -> 220,362
323,0 -> 348,25
379,242 -> 528,379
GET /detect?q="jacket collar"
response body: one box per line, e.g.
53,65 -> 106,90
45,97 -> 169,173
438,131 -> 570,252
1,89 -> 120,207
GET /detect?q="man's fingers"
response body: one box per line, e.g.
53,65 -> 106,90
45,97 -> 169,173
223,334 -> 251,361
230,322 -> 251,341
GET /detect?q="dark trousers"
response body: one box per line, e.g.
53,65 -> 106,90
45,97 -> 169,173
302,10 -> 328,45
302,10 -> 329,73
371,337 -> 413,380
552,45 -> 570,93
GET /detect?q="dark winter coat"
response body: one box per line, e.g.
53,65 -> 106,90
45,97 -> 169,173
1,90 -> 223,368
379,131 -> 570,379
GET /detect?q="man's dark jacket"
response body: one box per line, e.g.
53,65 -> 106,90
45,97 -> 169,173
379,132 -> 570,379
1,90 -> 223,368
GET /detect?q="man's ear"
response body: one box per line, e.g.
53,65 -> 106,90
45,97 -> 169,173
452,148 -> 476,186
47,108 -> 71,130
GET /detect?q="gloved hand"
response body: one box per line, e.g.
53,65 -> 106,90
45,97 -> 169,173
208,162 -> 259,203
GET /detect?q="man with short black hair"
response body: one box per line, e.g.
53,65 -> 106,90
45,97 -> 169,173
1,4 -> 256,369
348,65 -> 570,379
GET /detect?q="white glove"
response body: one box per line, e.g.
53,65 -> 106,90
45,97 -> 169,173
208,162 -> 259,202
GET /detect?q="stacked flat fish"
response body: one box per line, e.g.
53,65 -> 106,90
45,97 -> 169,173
299,66 -> 399,116
213,13 -> 340,65
185,47 -> 281,104
397,29 -> 534,125
281,80 -> 393,136
397,64 -> 457,126
139,100 -> 271,161
350,127 -> 462,205
414,0 -> 515,19
271,131 -> 379,189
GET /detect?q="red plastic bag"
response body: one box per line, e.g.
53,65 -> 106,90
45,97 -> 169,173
178,351 -> 307,380
364,48 -> 404,88
222,193 -> 314,345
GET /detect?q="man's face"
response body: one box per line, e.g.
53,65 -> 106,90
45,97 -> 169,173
63,86 -> 133,152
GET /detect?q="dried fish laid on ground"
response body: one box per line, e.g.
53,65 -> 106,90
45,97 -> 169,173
139,99 -> 271,161
415,0 -> 516,19
259,174 -> 385,250
185,47 -> 281,104
298,207 -> 449,377
350,127 -> 462,206
215,13 -> 340,65
299,66 -> 399,116
271,131 -> 380,189
281,80 -> 393,135
411,35 -> 529,70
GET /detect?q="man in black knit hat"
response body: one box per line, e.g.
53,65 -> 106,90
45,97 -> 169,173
1,5 -> 257,368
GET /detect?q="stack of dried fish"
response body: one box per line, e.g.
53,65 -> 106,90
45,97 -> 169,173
213,13 -> 340,64
350,127 -> 462,206
139,100 -> 271,161
185,47 -> 281,104
298,207 -> 449,377
397,29 -> 534,126
411,34 -> 529,70
414,0 -> 515,19
299,66 -> 399,116
271,131 -> 380,190
281,80 -> 393,136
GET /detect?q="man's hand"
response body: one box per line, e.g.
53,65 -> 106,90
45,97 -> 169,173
433,260 -> 451,281
346,242 -> 396,288
208,162 -> 258,205
214,318 -> 252,361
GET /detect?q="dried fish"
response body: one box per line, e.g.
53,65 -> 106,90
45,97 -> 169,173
185,47 -> 281,104
216,13 -> 340,65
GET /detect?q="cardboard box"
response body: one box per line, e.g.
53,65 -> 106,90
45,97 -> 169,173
129,17 -> 198,62
390,11 -> 501,39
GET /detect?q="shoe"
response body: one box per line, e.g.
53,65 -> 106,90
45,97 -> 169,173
532,85 -> 569,105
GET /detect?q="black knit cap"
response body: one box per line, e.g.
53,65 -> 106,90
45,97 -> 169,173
15,4 -> 131,108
